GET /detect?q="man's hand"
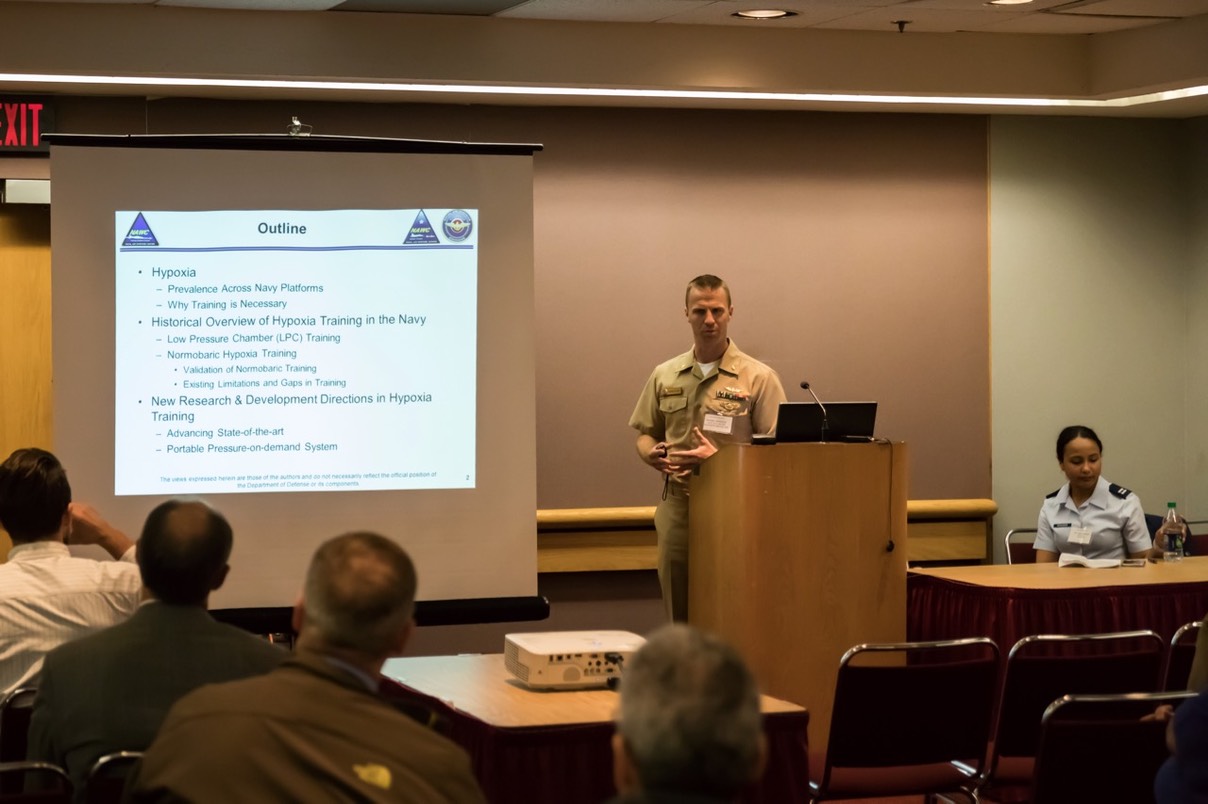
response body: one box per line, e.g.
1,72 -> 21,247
666,426 -> 718,478
67,502 -> 135,560
637,435 -> 676,477
648,441 -> 677,477
1143,704 -> 1176,723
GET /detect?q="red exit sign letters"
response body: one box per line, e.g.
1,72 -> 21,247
0,99 -> 53,152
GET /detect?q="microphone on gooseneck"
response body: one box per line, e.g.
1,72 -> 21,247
800,380 -> 830,442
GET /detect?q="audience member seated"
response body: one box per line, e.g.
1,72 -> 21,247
26,498 -> 287,797
0,448 -> 142,694
1035,425 -> 1150,562
1154,690 -> 1208,802
608,624 -> 765,804
126,531 -> 486,803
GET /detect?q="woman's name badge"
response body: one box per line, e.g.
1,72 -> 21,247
703,413 -> 733,435
1068,526 -> 1093,545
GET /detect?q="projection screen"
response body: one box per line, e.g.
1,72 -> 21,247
50,135 -> 540,609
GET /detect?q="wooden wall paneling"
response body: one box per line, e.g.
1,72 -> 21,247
0,204 -> 53,558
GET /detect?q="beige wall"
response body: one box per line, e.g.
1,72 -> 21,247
1186,117 -> 1208,524
989,116 -> 1198,561
9,99 -> 1208,570
11,97 -> 992,508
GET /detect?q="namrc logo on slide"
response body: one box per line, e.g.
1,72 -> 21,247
405,210 -> 441,245
442,210 -> 473,242
122,212 -> 159,247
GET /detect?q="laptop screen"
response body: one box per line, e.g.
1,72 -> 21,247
774,401 -> 878,443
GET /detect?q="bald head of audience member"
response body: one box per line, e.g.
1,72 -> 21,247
0,447 -> 72,544
293,531 -> 418,671
137,499 -> 233,606
613,624 -> 766,802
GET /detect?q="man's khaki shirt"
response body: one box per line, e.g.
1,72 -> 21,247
629,340 -> 786,481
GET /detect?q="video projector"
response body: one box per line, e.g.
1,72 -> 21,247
504,630 -> 646,690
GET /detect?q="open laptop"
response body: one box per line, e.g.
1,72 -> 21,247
773,401 -> 878,443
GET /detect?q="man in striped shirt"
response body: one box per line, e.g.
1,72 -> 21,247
0,448 -> 142,694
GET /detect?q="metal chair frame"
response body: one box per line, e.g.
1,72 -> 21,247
0,687 -> 38,775
1164,620 -> 1204,692
1003,527 -> 1037,565
1031,691 -> 1196,804
0,759 -> 71,803
83,751 -> 143,804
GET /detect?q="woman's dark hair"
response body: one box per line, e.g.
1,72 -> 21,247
1056,425 -> 1102,462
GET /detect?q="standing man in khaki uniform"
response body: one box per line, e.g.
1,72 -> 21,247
629,275 -> 786,622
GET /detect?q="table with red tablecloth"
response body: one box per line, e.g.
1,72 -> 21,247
909,558 -> 1208,650
379,653 -> 810,804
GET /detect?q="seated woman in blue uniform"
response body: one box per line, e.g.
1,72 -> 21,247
1035,425 -> 1152,562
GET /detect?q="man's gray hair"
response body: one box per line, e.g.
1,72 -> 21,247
302,531 -> 417,656
618,624 -> 762,797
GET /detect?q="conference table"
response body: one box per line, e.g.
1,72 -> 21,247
379,653 -> 810,804
908,557 -> 1208,651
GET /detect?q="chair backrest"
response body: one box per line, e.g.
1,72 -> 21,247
992,630 -> 1165,764
817,637 -> 999,794
83,752 -> 142,804
1164,620 -> 1203,692
1031,691 -> 1195,804
1004,527 -> 1037,565
0,687 -> 38,767
0,760 -> 72,803
1183,520 -> 1208,557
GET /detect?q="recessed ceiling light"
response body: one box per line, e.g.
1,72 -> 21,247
987,0 -> 1034,5
732,9 -> 797,20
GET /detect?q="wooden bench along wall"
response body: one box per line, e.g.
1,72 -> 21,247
537,499 -> 997,572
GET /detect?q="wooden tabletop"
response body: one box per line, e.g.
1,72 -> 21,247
381,653 -> 804,729
910,556 -> 1208,590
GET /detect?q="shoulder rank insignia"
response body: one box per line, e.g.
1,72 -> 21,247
1045,489 -> 1060,499
1108,483 -> 1133,499
352,763 -> 392,790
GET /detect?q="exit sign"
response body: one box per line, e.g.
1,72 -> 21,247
0,98 -> 53,152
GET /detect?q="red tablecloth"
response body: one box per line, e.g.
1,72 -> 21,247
908,572 -> 1208,650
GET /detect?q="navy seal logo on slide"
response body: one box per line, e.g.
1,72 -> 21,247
122,213 -> 159,247
405,210 -> 441,245
442,210 -> 473,242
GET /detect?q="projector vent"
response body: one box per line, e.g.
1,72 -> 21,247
504,643 -> 529,682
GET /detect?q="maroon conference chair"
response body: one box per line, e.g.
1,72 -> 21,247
979,630 -> 1165,803
0,761 -> 71,804
1030,691 -> 1194,804
809,637 -> 999,803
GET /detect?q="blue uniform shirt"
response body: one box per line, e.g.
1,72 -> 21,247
1035,476 -> 1150,560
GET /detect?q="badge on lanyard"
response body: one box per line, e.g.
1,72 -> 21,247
1068,526 -> 1093,545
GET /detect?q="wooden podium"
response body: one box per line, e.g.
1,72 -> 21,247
689,441 -> 908,751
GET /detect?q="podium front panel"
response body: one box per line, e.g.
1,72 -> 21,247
689,441 -> 908,752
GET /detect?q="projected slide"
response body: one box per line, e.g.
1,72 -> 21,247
114,208 -> 478,496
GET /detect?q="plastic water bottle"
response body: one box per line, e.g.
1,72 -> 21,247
1158,501 -> 1186,562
